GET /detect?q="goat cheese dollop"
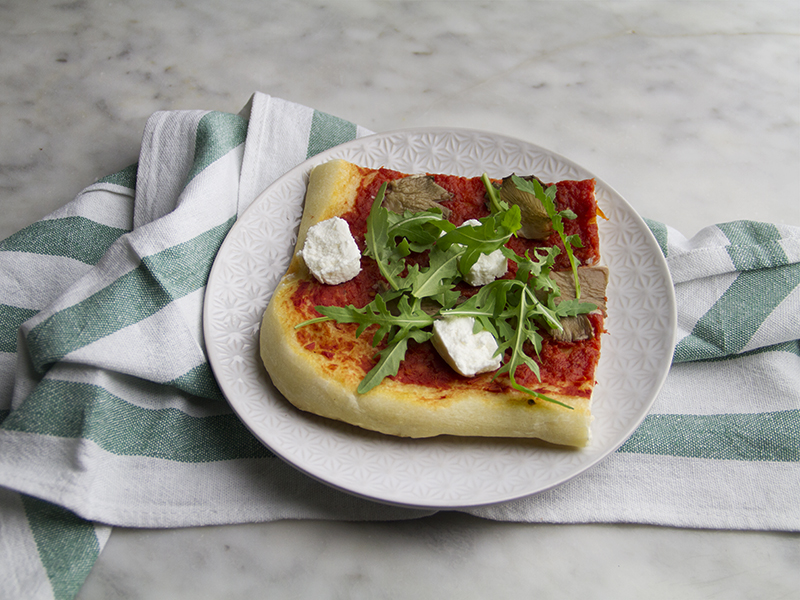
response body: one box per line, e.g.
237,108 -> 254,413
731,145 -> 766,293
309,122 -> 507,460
431,316 -> 502,377
299,217 -> 361,285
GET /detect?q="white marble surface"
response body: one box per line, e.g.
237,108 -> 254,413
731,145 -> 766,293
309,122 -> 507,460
1,1 -> 798,598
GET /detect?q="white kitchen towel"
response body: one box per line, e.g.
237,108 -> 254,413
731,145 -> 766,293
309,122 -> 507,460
1,93 -> 798,600
471,219 -> 800,528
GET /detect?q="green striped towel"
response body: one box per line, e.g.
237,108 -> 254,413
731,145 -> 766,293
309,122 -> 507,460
1,93 -> 798,600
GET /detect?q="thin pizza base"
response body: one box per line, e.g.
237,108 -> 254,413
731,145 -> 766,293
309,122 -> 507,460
260,159 -> 596,447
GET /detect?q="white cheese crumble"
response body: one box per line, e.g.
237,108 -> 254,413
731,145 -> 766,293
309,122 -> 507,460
299,217 -> 361,285
431,316 -> 502,377
459,219 -> 508,286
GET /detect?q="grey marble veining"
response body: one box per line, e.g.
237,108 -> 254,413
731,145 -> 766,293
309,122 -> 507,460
2,1 -> 798,241
79,515 -> 800,600
1,1 -> 798,598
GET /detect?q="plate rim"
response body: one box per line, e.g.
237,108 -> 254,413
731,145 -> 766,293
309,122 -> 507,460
204,126 -> 678,509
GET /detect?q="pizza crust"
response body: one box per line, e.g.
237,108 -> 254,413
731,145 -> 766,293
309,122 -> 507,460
259,159 -> 596,447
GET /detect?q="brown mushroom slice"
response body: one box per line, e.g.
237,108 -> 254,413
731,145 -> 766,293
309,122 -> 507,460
550,265 -> 609,313
383,175 -> 453,218
547,266 -> 609,342
499,175 -> 553,240
550,315 -> 595,342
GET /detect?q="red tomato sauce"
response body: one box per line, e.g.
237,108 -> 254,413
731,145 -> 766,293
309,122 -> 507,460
291,167 -> 603,393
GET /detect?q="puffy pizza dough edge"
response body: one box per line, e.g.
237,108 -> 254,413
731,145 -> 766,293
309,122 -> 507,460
260,284 -> 593,446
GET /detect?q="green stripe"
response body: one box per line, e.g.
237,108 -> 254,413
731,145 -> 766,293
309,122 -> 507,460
306,110 -> 358,159
0,216 -> 129,265
2,379 -> 274,462
718,221 -> 784,246
694,339 -> 800,363
185,111 -> 248,184
718,221 -> 790,271
167,362 -> 225,402
0,304 -> 38,353
97,162 -> 138,189
139,218 -> 236,299
644,218 -> 669,258
618,410 -> 800,462
673,262 -> 800,362
27,217 -> 235,374
21,494 -> 100,600
0,409 -> 9,424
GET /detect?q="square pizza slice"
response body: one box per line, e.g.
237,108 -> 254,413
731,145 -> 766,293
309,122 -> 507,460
259,158 -> 607,447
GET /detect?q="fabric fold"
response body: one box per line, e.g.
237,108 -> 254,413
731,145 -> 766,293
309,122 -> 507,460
659,221 -> 800,362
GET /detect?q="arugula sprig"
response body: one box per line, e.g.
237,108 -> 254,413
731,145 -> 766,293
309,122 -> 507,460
363,183 -> 406,290
442,246 -> 595,408
296,174 -> 595,402
387,208 -> 454,252
313,294 -> 434,394
436,206 -> 521,279
509,175 -> 584,299
481,173 -> 507,214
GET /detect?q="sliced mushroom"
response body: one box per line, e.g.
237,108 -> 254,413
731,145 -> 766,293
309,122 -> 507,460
383,175 -> 453,218
550,265 -> 609,314
499,175 -> 553,240
547,265 -> 609,342
550,315 -> 594,342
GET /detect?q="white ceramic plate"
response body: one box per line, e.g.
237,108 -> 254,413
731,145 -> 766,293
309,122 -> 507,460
204,128 -> 676,509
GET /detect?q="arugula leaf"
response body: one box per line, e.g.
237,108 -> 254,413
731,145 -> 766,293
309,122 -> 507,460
437,207 -> 521,278
481,173 -> 507,214
493,282 -> 542,380
363,183 -> 406,290
315,294 -> 434,347
311,293 -> 434,395
554,298 -> 601,318
387,209 -> 454,252
409,244 -> 462,299
358,327 -> 432,394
